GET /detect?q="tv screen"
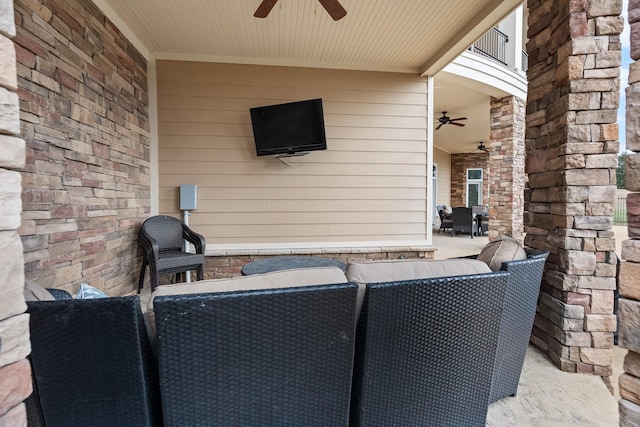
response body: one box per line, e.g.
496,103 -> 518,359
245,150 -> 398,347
250,98 -> 327,156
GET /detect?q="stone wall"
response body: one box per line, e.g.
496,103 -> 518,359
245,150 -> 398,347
450,152 -> 489,208
0,0 -> 30,425
619,0 -> 640,423
204,250 -> 434,279
489,95 -> 526,242
14,0 -> 150,296
526,0 -> 621,375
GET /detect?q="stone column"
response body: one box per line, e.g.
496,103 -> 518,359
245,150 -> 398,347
619,0 -> 640,423
526,0 -> 621,376
489,95 -> 526,242
0,0 -> 30,425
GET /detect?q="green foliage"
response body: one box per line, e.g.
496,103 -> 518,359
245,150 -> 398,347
617,152 -> 628,189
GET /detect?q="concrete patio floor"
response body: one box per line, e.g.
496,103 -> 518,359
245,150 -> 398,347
432,227 -> 624,426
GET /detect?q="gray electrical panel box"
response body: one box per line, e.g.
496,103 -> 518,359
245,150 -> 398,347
180,184 -> 198,210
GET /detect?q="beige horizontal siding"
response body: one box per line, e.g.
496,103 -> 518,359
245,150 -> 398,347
157,61 -> 428,244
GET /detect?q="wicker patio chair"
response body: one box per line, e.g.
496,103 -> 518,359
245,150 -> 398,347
452,206 -> 478,238
154,283 -> 358,427
27,296 -> 163,427
472,205 -> 489,235
489,248 -> 549,403
437,205 -> 453,234
350,271 -> 509,427
138,215 -> 206,293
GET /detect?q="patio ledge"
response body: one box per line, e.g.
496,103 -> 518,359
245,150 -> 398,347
205,241 -> 436,257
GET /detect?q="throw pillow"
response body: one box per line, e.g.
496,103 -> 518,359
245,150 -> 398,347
75,283 -> 108,299
477,235 -> 527,271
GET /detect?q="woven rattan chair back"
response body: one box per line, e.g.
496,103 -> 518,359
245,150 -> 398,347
145,216 -> 184,252
138,215 -> 206,292
351,272 -> 509,426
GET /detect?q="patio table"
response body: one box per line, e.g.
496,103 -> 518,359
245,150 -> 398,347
241,256 -> 347,275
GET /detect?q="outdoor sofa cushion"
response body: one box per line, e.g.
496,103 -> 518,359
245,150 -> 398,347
345,258 -> 492,317
147,266 -> 349,331
477,235 -> 527,271
24,280 -> 56,302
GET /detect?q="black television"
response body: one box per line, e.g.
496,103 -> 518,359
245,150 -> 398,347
250,98 -> 327,157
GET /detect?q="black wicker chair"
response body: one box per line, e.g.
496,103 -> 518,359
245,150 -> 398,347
472,205 -> 489,236
138,215 -> 206,293
153,283 -> 358,427
437,205 -> 453,234
350,271 -> 509,427
452,206 -> 478,238
27,296 -> 163,427
489,248 -> 549,403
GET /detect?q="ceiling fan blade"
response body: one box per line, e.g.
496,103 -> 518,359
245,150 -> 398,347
254,0 -> 278,18
435,123 -> 444,130
451,122 -> 465,127
450,117 -> 467,122
318,0 -> 347,20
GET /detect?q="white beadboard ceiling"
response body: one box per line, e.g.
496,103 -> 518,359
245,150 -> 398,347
95,0 -> 523,153
97,0 -> 522,75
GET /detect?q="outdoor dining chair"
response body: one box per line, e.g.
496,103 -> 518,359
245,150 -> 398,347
138,215 -> 206,292
452,207 -> 478,238
437,205 -> 453,233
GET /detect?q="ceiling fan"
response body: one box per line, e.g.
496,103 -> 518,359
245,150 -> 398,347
436,112 -> 467,130
471,141 -> 489,153
254,0 -> 347,21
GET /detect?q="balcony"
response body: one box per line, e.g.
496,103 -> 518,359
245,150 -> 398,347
468,27 -> 509,66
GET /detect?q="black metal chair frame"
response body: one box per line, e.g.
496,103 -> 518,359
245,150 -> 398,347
138,215 -> 206,293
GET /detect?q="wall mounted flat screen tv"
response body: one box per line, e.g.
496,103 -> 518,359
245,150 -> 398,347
250,98 -> 327,156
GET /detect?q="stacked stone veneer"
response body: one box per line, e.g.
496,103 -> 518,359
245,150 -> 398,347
14,0 -> 150,295
450,152 -> 489,208
526,0 -> 621,376
489,95 -> 526,242
619,0 -> 640,423
205,250 -> 434,279
0,0 -> 31,425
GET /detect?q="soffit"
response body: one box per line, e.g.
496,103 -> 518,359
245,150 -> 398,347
97,0 -> 522,74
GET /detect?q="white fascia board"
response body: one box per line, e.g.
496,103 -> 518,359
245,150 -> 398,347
441,51 -> 527,101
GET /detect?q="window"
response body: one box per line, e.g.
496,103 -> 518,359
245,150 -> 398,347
466,168 -> 483,207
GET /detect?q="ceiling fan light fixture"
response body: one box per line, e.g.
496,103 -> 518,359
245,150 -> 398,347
435,111 -> 467,130
254,0 -> 347,20
477,142 -> 489,152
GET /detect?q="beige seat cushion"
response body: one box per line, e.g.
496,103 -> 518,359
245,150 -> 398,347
24,280 -> 56,302
147,266 -> 349,333
477,235 -> 527,271
345,258 -> 492,319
